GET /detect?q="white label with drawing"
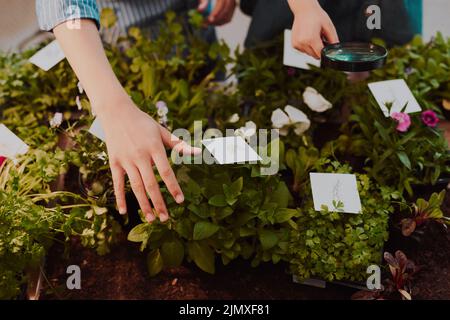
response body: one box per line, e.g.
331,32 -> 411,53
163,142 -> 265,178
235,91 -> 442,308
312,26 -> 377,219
310,172 -> 362,214
29,40 -> 65,71
283,29 -> 320,70
368,79 -> 422,117
202,136 -> 262,165
0,124 -> 29,159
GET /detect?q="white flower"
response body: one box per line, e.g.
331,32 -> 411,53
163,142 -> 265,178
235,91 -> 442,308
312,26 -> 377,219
49,112 -> 63,128
158,115 -> 168,126
97,151 -> 108,162
76,96 -> 82,110
271,105 -> 310,136
227,113 -> 240,123
235,121 -> 257,141
303,87 -> 332,113
271,109 -> 290,129
77,81 -> 84,94
156,101 -> 169,117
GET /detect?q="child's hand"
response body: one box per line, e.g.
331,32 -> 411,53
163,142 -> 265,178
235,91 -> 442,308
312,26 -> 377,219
54,20 -> 201,224
198,0 -> 236,26
98,98 -> 201,223
288,0 -> 339,59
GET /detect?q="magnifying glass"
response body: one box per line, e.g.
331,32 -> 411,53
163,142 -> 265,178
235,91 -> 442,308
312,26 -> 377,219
321,42 -> 388,72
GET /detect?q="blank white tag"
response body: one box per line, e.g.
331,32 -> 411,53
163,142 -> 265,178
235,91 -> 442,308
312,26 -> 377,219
0,124 -> 29,159
310,173 -> 362,214
88,118 -> 106,142
283,29 -> 320,70
368,79 -> 422,117
29,40 -> 65,71
202,136 -> 262,164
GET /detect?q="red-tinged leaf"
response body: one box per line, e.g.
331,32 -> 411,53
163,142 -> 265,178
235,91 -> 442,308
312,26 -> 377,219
395,250 -> 408,271
389,265 -> 398,278
384,252 -> 398,268
405,260 -> 417,273
398,289 -> 412,300
401,218 -> 416,236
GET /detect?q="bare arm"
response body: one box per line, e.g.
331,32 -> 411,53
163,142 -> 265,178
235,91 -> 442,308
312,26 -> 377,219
54,20 -> 200,222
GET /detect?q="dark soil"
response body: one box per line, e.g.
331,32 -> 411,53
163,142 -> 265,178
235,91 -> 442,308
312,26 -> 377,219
42,237 -> 354,300
41,194 -> 450,300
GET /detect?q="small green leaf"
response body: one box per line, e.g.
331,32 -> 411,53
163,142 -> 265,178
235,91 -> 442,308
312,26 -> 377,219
193,221 -> 220,240
223,177 -> 243,205
208,194 -> 228,207
397,151 -> 411,170
188,241 -> 215,274
174,219 -> 193,239
161,238 -> 185,267
100,8 -> 117,28
127,223 -> 150,243
141,64 -> 157,98
274,208 -> 299,223
259,230 -> 278,250
147,249 -> 163,277
270,182 -> 292,208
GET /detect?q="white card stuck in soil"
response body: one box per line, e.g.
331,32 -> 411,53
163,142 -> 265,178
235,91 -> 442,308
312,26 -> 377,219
202,136 -> 262,164
310,172 -> 362,214
29,40 -> 65,71
0,124 -> 29,159
283,29 -> 320,70
368,79 -> 422,117
88,118 -> 106,142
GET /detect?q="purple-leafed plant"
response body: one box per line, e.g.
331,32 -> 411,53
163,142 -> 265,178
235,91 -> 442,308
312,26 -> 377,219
352,250 -> 419,300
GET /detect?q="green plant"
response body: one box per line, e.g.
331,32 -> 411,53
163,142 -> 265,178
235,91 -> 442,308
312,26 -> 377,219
370,34 -> 450,114
0,158 -> 120,299
289,160 -> 400,282
328,99 -> 450,196
127,163 -> 299,276
284,144 -> 320,193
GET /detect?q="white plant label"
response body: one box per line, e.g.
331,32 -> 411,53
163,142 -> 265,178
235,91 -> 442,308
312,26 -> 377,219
310,173 -> 362,214
283,29 -> 320,70
0,124 -> 29,159
368,79 -> 422,117
202,136 -> 262,165
88,118 -> 106,142
29,40 -> 65,71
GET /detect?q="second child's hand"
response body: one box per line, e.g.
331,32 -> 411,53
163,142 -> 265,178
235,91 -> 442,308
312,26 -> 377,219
54,20 -> 200,223
198,0 -> 236,26
288,0 -> 339,59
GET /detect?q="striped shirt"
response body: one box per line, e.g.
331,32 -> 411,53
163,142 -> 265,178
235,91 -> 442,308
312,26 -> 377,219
35,0 -> 198,32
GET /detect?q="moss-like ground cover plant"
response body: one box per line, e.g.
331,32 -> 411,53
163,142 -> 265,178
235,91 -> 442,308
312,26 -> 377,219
288,159 -> 401,282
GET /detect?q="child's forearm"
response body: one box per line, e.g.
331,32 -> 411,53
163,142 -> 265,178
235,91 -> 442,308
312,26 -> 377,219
53,20 -> 130,115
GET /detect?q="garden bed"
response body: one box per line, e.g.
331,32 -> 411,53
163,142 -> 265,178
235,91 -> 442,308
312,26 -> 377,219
41,211 -> 450,300
2,11 -> 450,301
38,130 -> 450,300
